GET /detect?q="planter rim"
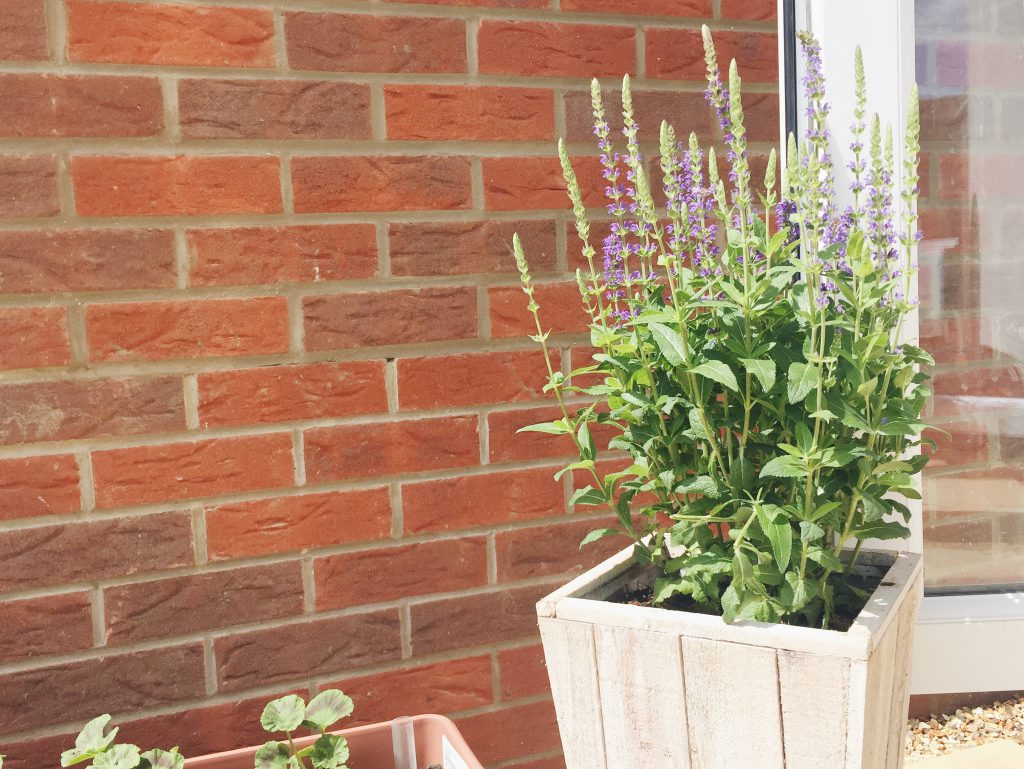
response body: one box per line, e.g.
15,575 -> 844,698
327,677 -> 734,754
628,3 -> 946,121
536,544 -> 922,660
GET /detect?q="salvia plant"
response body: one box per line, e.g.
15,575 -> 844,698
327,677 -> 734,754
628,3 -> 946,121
49,690 -> 353,769
514,27 -> 932,629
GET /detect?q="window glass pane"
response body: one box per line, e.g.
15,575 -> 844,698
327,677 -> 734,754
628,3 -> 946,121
917,0 -> 1024,590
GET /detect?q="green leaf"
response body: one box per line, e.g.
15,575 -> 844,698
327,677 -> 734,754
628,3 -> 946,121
759,455 -> 806,479
787,361 -> 818,404
676,475 -> 724,499
61,715 -> 118,767
516,420 -> 571,435
807,546 -> 844,571
799,521 -> 825,543
577,421 -> 596,460
740,358 -> 776,392
757,504 -> 792,572
580,528 -> 620,548
732,550 -> 755,586
304,690 -> 354,732
261,695 -> 306,734
780,572 -> 816,612
141,749 -> 185,769
852,521 -> 912,540
569,486 -> 607,506
648,323 -> 689,366
92,745 -> 141,769
691,360 -> 740,392
254,742 -> 293,769
310,735 -> 350,769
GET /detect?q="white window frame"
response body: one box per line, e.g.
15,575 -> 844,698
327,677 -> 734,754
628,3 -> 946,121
778,0 -> 1024,695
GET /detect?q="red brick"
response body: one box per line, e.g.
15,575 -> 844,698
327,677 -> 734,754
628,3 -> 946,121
487,405 -> 577,463
563,0 -> 710,14
0,155 -> 58,218
73,155 -> 282,217
87,297 -> 289,362
286,13 -> 466,74
646,29 -> 778,82
0,593 -> 93,664
215,610 -> 402,692
0,455 -> 80,521
0,511 -> 193,593
305,416 -> 479,483
398,350 -> 547,411
386,85 -> 554,141
292,155 -> 471,213
504,758 -> 566,769
385,0 -> 546,5
410,582 -> 554,655
0,74 -> 162,137
390,219 -> 557,277
199,361 -> 387,428
0,0 -> 47,60
403,466 -> 564,533
937,153 -> 1024,201
918,206 -> 978,258
498,644 -> 548,700
180,79 -> 371,140
920,315 -> 991,365
483,156 -> 605,211
67,1 -> 275,67
328,657 -> 493,726
923,421 -> 989,468
303,287 -> 477,351
315,537 -> 488,610
490,281 -> 590,338
496,516 -> 622,580
0,644 -> 206,735
478,21 -> 635,78
105,563 -> 305,644
206,488 -> 392,561
188,224 -> 377,286
92,433 -> 295,508
721,0 -> 777,20
933,365 -> 1024,399
0,377 -> 185,445
456,700 -> 560,765
0,307 -> 70,369
0,229 -> 176,293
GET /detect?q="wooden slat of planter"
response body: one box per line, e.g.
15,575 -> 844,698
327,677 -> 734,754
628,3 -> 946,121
538,617 -> 607,769
884,574 -> 922,769
593,624 -> 690,769
681,637 -> 785,769
859,606 -> 901,769
778,650 -> 852,769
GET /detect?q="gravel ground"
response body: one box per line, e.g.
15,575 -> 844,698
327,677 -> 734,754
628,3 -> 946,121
906,695 -> 1024,762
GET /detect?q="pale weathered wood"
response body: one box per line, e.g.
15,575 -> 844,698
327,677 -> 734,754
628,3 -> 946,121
681,637 -> 784,769
884,570 -> 923,769
593,624 -> 690,769
538,617 -> 607,769
849,552 -> 924,655
845,655 -> 870,769
858,601 -> 901,769
778,650 -> 852,769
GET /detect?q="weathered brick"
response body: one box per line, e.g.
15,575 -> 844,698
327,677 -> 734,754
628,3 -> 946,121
199,361 -> 387,428
292,155 -> 471,213
0,455 -> 80,521
305,416 -> 479,483
933,365 -> 1024,399
456,701 -> 560,765
496,516 -> 622,580
0,512 -> 193,593
286,13 -> 466,74
921,315 -> 990,365
721,0 -> 777,20
562,0 -> 710,15
92,433 -> 295,508
206,488 -> 392,561
303,287 -> 477,351
72,156 -> 282,217
327,657 -> 493,726
105,563 -> 305,643
923,421 -> 989,468
646,29 -> 778,82
0,644 -> 206,735
410,582 -> 554,655
478,21 -> 635,78
385,85 -> 554,141
389,219 -> 556,277
87,297 -> 290,362
0,307 -> 71,369
179,79 -> 372,140
315,537 -> 489,610
489,281 -> 589,337
188,224 -> 377,286
216,610 -> 402,692
0,155 -> 59,218
67,1 -> 275,67
0,0 -> 47,60
483,156 -> 604,211
498,644 -> 548,700
402,466 -> 564,533
0,593 -> 93,664
398,350 -> 547,410
487,405 -> 577,463
0,229 -> 176,293
0,377 -> 185,445
384,0 -> 546,6
0,74 -> 163,137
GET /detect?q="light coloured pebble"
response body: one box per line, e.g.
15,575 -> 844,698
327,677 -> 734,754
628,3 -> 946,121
905,695 -> 1024,762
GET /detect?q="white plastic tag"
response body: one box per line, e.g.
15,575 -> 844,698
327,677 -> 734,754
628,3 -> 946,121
442,735 -> 471,769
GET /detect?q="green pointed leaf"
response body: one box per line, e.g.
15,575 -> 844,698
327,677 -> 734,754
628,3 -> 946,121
310,735 -> 349,769
261,695 -> 306,734
675,475 -> 725,499
740,358 -> 776,392
787,361 -> 818,404
756,504 -> 792,572
691,360 -> 740,392
141,749 -> 185,769
254,742 -> 292,769
649,323 -> 689,366
92,745 -> 140,769
569,486 -> 607,506
61,715 -> 118,767
516,420 -> 571,435
759,455 -> 806,479
780,572 -> 816,611
304,690 -> 354,732
580,528 -> 620,548
852,521 -> 912,540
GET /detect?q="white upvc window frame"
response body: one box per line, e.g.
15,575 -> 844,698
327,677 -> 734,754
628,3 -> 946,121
778,0 -> 1024,695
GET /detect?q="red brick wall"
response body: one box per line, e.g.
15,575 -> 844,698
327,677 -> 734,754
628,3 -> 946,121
0,1 -> 777,766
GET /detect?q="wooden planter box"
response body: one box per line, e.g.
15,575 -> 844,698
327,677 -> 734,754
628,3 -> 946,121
185,714 -> 483,769
537,546 -> 923,769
